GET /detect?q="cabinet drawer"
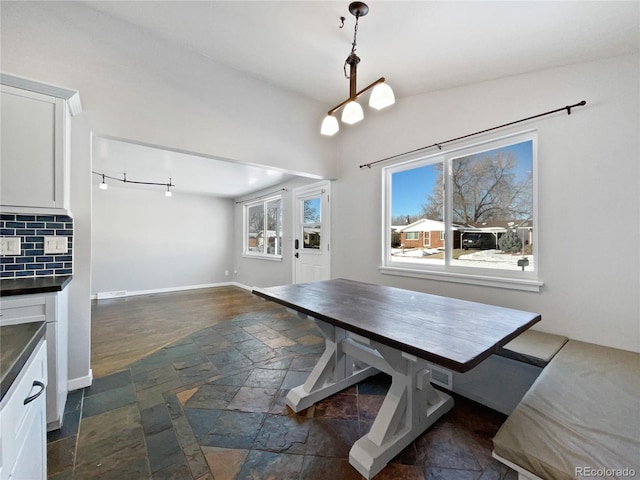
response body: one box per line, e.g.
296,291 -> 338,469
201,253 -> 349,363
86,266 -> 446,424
0,295 -> 47,326
0,339 -> 47,475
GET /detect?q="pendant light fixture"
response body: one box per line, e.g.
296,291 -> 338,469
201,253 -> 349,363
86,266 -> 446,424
320,2 -> 395,136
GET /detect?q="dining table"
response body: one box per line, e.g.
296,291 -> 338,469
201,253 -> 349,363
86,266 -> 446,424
252,278 -> 541,479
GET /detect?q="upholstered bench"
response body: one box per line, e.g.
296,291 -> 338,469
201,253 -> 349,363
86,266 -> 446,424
492,340 -> 640,480
498,329 -> 569,368
445,329 -> 568,414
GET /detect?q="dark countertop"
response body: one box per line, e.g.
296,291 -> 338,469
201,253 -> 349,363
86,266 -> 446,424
0,275 -> 72,297
0,321 -> 46,401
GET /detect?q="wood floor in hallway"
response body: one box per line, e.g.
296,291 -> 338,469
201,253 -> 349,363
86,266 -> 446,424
91,286 -> 276,378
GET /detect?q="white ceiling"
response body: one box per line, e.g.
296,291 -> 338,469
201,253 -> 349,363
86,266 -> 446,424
92,137 -> 297,198
84,1 -> 639,197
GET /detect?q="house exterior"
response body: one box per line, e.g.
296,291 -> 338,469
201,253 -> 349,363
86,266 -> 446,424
398,219 -> 461,249
399,218 -> 534,251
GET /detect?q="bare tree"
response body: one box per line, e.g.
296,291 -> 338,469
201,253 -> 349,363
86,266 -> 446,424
422,152 -> 532,224
391,214 -> 421,225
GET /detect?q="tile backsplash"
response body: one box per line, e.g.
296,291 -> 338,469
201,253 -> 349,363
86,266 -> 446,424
1,214 -> 73,278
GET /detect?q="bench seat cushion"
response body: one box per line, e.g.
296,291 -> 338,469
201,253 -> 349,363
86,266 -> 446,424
493,340 -> 640,480
498,330 -> 568,368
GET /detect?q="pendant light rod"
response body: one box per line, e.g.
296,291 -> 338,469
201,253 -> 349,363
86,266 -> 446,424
327,77 -> 386,116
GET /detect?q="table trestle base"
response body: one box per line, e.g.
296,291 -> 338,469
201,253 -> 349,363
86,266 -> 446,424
285,319 -> 454,479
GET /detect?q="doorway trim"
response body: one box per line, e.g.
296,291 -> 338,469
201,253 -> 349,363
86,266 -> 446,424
292,180 -> 331,284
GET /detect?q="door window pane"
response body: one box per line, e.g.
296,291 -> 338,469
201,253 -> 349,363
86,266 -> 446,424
302,196 -> 321,250
304,198 -> 321,223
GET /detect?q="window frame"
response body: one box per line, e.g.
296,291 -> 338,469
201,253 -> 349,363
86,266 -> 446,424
381,130 -> 542,292
242,194 -> 283,261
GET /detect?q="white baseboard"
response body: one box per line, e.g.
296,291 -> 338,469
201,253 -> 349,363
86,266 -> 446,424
93,282 -> 254,300
68,369 -> 93,391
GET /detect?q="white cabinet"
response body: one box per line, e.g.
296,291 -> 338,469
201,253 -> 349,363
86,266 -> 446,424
0,291 -> 68,431
0,339 -> 48,480
0,85 -> 67,211
0,74 -> 81,215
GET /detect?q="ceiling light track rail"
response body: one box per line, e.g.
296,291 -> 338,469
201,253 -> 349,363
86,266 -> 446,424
359,100 -> 587,169
92,171 -> 175,196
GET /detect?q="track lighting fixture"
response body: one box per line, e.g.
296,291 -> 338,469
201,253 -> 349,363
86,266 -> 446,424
93,171 -> 175,196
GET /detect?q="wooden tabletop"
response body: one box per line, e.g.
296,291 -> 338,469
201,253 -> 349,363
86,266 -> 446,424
253,279 -> 541,373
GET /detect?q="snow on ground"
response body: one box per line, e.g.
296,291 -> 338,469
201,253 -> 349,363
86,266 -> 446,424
391,248 -> 533,271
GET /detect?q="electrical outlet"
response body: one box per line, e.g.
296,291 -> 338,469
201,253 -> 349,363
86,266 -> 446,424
0,237 -> 21,255
44,236 -> 69,254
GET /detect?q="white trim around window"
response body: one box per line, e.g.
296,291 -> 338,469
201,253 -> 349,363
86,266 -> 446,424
243,194 -> 283,261
381,130 -> 542,292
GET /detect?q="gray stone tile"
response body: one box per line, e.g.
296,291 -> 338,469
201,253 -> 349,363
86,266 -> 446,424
141,403 -> 173,436
200,410 -> 264,449
184,383 -> 240,409
243,368 -> 287,389
81,383 -> 137,418
236,450 -> 304,479
84,369 -> 132,397
146,428 -> 186,473
254,414 -> 310,454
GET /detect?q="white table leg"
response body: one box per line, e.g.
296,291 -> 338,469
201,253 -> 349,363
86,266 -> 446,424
343,335 -> 454,479
285,318 -> 378,412
285,320 -> 453,479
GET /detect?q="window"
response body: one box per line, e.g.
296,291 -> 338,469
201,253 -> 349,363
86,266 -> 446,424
244,195 -> 282,259
383,131 -> 540,291
302,197 -> 321,249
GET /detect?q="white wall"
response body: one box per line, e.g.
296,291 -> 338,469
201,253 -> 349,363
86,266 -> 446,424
330,54 -> 639,353
92,185 -> 233,295
67,116 -> 92,387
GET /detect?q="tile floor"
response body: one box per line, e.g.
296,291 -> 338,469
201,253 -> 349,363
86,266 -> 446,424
47,306 -> 516,479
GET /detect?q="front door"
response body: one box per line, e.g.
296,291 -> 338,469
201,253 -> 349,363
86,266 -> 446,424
293,182 -> 331,284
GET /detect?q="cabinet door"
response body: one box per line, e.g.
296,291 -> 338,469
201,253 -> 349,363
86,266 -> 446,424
6,390 -> 47,480
0,340 -> 47,480
0,85 -> 65,209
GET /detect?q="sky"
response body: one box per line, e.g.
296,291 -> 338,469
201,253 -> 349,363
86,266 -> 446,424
391,140 -> 533,218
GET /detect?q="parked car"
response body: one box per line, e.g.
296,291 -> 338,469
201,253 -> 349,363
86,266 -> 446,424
462,233 -> 494,250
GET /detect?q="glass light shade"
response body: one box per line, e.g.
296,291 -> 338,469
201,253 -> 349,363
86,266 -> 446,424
165,188 -> 172,197
341,101 -> 364,125
99,181 -> 108,190
369,82 -> 395,110
320,115 -> 339,136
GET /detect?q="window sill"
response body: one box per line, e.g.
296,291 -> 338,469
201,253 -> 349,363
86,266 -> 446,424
242,253 -> 283,262
378,265 -> 542,292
